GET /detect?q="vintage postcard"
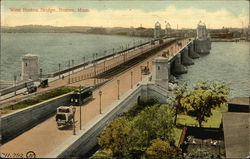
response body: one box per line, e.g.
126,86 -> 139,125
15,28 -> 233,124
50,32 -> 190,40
0,0 -> 249,158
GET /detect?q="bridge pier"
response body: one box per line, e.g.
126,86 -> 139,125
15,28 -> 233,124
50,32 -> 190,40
181,47 -> 194,65
173,53 -> 187,75
188,42 -> 200,58
194,39 -> 211,54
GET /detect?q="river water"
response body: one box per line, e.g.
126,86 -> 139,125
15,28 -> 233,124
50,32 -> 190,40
0,33 -> 150,81
1,33 -> 249,97
178,42 -> 249,98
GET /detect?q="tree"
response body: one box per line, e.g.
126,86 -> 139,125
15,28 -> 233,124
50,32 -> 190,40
172,83 -> 190,124
130,104 -> 175,151
98,117 -> 131,157
122,97 -> 158,119
183,81 -> 229,127
145,138 -> 180,159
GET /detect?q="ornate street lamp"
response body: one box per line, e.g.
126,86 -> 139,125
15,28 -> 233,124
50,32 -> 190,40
99,90 -> 102,114
131,71 -> 133,89
72,107 -> 76,135
117,80 -> 120,100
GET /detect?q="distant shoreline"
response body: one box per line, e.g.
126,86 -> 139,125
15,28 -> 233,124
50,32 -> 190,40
211,38 -> 249,42
1,25 -> 153,38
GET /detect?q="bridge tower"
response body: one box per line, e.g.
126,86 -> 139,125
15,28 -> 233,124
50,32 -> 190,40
154,21 -> 161,39
194,21 -> 211,54
152,57 -> 168,89
21,54 -> 39,81
197,21 -> 207,40
165,22 -> 171,37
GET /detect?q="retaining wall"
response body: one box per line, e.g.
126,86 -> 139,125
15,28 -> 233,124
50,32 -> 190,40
0,80 -> 33,96
1,92 -> 71,143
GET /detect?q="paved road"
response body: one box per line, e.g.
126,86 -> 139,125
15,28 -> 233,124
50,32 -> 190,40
0,38 -> 190,158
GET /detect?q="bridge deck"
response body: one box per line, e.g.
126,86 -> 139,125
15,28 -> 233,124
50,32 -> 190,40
1,38 -> 191,158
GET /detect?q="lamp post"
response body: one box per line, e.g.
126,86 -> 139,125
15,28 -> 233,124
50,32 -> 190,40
79,88 -> 82,130
14,74 -> 17,96
68,60 -> 71,84
99,90 -> 102,114
83,56 -> 85,69
72,107 -> 76,135
59,63 -> 61,78
140,66 -> 143,81
104,51 -> 106,72
40,68 -> 43,82
117,80 -> 120,100
72,60 -> 74,73
130,71 -> 133,89
94,62 -> 96,85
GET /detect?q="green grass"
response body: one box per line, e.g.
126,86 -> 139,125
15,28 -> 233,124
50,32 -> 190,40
3,87 -> 76,111
173,127 -> 183,147
91,149 -> 113,159
176,104 -> 228,128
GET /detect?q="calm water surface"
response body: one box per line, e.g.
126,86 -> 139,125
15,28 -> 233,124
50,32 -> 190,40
179,42 -> 249,98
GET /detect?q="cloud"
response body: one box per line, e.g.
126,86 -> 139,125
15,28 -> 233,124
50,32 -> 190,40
1,5 -> 249,28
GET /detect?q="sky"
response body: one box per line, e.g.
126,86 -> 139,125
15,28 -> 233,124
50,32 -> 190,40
1,0 -> 249,29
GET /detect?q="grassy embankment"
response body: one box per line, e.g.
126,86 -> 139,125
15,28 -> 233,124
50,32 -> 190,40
1,87 -> 76,114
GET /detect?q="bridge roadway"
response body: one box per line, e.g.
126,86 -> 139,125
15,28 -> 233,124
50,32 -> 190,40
0,38 -> 191,158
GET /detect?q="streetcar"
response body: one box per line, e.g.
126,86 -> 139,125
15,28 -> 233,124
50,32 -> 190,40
70,86 -> 93,105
